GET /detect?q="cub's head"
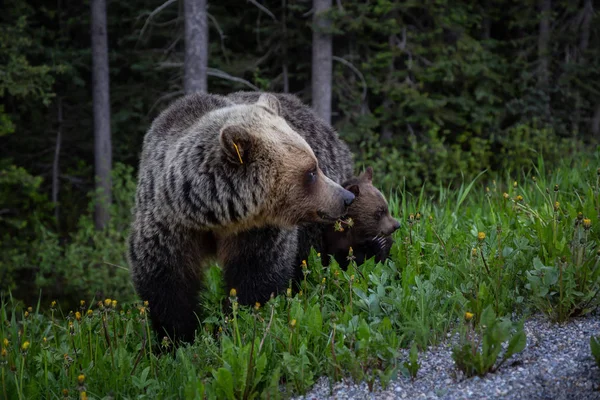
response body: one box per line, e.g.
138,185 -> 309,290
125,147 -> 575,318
218,93 -> 354,228
342,167 -> 400,242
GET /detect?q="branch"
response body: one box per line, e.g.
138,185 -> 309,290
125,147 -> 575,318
137,0 -> 178,44
207,12 -> 229,63
157,63 -> 261,91
207,68 -> 260,90
332,56 -> 367,101
247,0 -> 278,22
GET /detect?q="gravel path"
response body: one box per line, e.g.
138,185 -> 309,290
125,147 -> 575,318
294,314 -> 600,400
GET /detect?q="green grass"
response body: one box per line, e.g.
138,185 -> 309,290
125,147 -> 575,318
1,153 -> 600,399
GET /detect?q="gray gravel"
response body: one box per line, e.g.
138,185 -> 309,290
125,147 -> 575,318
294,314 -> 600,400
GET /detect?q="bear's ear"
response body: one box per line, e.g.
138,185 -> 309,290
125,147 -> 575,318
360,166 -> 373,182
256,93 -> 282,116
346,184 -> 360,197
219,125 -> 254,165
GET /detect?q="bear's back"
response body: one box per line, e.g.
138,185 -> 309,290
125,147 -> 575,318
148,93 -> 233,142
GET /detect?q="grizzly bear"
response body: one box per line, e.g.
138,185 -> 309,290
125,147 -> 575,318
322,167 -> 401,269
128,93 -> 355,342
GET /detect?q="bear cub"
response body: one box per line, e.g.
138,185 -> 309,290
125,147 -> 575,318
322,167 -> 400,269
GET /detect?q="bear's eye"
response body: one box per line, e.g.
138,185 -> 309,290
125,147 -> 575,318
375,209 -> 385,220
305,168 -> 318,185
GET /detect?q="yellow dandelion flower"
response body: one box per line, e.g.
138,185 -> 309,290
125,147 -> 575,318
51,301 -> 57,308
471,247 -> 478,257
21,341 -> 30,351
27,307 -> 33,313
78,374 -> 85,385
143,300 -> 149,307
465,312 -> 474,321
301,259 -> 307,268
317,252 -> 321,257
321,278 -> 326,285
111,300 -> 117,308
104,298 -> 112,307
286,288 -> 292,298
80,300 -> 86,307
139,307 -> 146,316
409,213 -> 415,221
87,310 -> 93,317
75,312 -> 81,321
3,338 -> 8,347
477,232 -> 486,241
80,391 -> 88,400
229,288 -> 237,297
62,389 -> 69,397
24,311 -> 29,318
513,181 -> 518,188
583,218 -> 592,230
515,195 -> 523,202
554,201 -> 560,211
1,348 -> 6,358
43,337 -> 47,345
254,302 -> 261,311
503,192 -> 509,199
289,319 -> 297,328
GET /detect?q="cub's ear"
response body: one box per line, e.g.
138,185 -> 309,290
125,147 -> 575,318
345,184 -> 360,197
256,93 -> 282,116
219,125 -> 254,165
360,166 -> 373,182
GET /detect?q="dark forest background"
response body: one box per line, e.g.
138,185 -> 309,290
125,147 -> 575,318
1,0 -> 599,306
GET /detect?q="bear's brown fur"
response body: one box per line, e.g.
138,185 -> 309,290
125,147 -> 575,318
322,167 -> 400,269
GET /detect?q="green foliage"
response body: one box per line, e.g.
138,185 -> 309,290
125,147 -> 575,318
590,336 -> 600,369
452,305 -> 526,378
523,170 -> 600,322
0,163 -> 137,307
401,342 -> 420,381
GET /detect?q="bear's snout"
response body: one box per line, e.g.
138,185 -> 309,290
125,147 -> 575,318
341,189 -> 355,207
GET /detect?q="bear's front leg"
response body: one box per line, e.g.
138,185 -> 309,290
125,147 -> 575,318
218,227 -> 298,306
129,227 -> 212,343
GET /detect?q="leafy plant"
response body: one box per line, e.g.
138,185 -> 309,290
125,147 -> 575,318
452,306 -> 527,378
401,342 -> 420,381
590,336 -> 600,368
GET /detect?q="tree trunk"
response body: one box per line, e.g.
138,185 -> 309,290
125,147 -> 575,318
579,0 -> 593,137
482,0 -> 491,40
52,98 -> 62,226
281,0 -> 289,93
537,0 -> 551,89
90,0 -> 112,230
312,0 -> 332,124
184,0 -> 209,93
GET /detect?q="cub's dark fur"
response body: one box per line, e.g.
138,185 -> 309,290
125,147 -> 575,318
322,167 -> 400,269
128,92 -> 355,342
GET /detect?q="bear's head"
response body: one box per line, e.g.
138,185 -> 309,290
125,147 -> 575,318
342,167 -> 400,241
218,93 -> 355,229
